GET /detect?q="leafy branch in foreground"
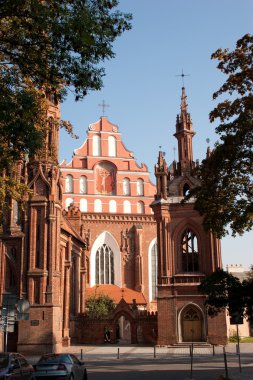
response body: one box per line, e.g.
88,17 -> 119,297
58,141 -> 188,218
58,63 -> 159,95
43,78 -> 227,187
189,34 -> 253,237
0,0 -> 132,222
0,0 -> 132,100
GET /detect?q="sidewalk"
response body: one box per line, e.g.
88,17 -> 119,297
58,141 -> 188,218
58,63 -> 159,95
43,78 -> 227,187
28,343 -> 253,380
58,342 -> 252,359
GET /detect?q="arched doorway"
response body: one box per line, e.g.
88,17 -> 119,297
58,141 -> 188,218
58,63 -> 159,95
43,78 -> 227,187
181,306 -> 203,342
117,315 -> 132,344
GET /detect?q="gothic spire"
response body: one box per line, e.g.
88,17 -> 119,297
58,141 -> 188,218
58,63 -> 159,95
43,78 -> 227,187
174,87 -> 195,165
154,150 -> 168,200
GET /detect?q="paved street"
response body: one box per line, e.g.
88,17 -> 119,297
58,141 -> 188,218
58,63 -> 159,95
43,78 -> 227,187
28,343 -> 253,379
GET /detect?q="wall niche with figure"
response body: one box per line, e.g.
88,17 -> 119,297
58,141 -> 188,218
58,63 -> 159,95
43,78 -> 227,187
95,161 -> 116,195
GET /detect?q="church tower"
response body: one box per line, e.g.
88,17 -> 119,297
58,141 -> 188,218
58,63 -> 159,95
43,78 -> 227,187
17,94 -> 64,353
151,87 -> 227,345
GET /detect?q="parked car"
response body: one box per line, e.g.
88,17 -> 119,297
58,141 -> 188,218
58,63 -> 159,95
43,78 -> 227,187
33,353 -> 87,380
0,352 -> 35,379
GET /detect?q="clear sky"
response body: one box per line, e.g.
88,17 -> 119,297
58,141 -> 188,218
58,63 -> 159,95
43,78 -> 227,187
60,0 -> 253,270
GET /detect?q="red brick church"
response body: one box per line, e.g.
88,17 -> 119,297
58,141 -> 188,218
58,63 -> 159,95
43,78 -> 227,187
0,88 -> 227,353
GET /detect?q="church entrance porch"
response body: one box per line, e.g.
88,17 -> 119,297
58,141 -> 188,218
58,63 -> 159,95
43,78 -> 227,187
72,298 -> 157,345
181,305 -> 204,342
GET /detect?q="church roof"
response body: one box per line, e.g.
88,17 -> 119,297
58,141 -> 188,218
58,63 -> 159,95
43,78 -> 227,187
86,285 -> 147,305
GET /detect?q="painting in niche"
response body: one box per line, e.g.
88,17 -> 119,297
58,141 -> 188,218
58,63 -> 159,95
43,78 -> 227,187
95,162 -> 116,195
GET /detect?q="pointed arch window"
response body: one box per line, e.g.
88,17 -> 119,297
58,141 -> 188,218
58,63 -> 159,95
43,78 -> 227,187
137,201 -> 145,214
5,258 -> 16,293
123,178 -> 130,196
95,244 -> 114,284
123,200 -> 131,214
108,136 -> 116,157
80,176 -> 87,194
137,178 -> 144,196
80,198 -> 87,212
93,135 -> 101,156
94,199 -> 102,212
65,175 -> 73,193
181,229 -> 199,272
151,242 -> 158,300
109,200 -> 117,213
13,200 -> 19,225
65,197 -> 74,210
183,183 -> 190,196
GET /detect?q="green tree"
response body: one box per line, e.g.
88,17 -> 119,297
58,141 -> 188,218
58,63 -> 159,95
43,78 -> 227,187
189,34 -> 253,237
0,0 -> 131,220
199,268 -> 253,322
85,294 -> 115,319
0,0 -> 132,99
199,268 -> 244,318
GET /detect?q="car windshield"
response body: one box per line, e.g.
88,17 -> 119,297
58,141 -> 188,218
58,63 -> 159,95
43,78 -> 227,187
38,354 -> 71,364
0,355 -> 9,369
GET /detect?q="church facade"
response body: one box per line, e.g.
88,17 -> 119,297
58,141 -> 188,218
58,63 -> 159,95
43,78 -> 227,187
0,88 -> 227,353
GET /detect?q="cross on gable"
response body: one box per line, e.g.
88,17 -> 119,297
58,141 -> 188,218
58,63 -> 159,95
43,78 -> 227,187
98,100 -> 110,115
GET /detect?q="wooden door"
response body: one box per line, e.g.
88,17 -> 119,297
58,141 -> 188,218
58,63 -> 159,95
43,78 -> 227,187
182,307 -> 202,342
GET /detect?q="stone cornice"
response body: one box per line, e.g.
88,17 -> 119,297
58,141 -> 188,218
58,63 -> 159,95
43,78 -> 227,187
81,213 -> 155,224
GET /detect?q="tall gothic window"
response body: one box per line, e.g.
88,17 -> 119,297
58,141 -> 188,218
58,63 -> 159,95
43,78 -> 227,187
13,200 -> 19,225
109,200 -> 117,213
35,209 -> 41,268
108,136 -> 116,157
137,201 -> 145,214
65,197 -> 74,210
95,244 -> 114,284
123,178 -> 130,195
137,178 -> 144,196
65,175 -> 73,193
80,176 -> 87,194
80,198 -> 87,212
181,229 -> 199,272
151,242 -> 158,300
94,199 -> 102,212
183,183 -> 190,196
123,200 -> 131,214
93,135 -> 101,156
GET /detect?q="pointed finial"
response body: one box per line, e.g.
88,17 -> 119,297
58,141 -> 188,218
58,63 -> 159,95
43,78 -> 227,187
181,86 -> 188,115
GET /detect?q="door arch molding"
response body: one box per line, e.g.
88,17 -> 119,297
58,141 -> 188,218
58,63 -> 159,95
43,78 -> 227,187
178,303 -> 206,342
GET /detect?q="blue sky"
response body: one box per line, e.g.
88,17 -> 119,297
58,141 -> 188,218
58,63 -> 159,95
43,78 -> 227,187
60,0 -> 253,270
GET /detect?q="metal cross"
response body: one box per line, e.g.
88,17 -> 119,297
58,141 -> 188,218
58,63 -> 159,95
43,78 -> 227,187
98,100 -> 110,115
176,69 -> 190,87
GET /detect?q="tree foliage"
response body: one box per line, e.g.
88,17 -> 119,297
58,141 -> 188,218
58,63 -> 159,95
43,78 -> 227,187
199,268 -> 253,322
190,34 -> 253,237
0,0 -> 132,99
0,0 -> 131,219
85,294 -> 115,319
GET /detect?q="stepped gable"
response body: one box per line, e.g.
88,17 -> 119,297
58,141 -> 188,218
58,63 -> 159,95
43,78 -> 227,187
60,116 -> 149,173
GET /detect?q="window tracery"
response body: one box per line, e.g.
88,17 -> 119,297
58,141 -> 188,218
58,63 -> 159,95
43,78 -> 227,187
95,244 -> 114,284
181,229 -> 199,272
